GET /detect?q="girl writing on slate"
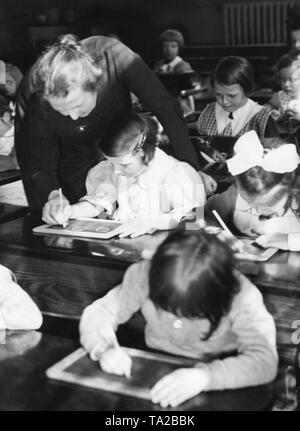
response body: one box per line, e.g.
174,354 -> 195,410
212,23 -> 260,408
196,56 -> 277,138
206,130 -> 300,251
79,230 -> 277,408
42,112 -> 205,238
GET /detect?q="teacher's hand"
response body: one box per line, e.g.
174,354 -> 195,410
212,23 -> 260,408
42,191 -> 71,226
198,171 -> 217,196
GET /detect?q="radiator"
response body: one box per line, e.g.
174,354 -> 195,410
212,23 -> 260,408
224,1 -> 296,46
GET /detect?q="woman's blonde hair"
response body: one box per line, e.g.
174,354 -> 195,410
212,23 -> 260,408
31,34 -> 102,99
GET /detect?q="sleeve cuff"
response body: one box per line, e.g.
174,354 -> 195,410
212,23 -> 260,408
288,233 -> 300,251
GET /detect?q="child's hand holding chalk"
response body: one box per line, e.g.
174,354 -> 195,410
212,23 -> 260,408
99,333 -> 132,379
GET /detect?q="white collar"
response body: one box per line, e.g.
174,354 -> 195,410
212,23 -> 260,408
160,56 -> 183,72
236,192 -> 290,217
215,98 -> 263,135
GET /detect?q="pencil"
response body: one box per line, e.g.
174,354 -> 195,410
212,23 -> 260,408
212,210 -> 234,237
58,188 -> 66,228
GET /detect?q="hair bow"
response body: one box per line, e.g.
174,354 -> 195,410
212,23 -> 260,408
226,130 -> 300,175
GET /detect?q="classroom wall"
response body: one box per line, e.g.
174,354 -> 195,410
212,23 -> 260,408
0,0 -> 294,67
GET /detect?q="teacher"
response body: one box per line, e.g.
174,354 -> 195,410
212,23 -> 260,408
16,34 -> 207,213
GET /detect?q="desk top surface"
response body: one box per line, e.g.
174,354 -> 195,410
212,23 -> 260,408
0,170 -> 21,186
0,215 -> 299,293
0,216 -> 298,411
0,330 -> 275,411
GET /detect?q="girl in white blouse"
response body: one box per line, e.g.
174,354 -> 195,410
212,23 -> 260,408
43,113 -> 205,238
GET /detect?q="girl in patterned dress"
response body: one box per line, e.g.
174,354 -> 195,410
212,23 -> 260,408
197,56 -> 277,138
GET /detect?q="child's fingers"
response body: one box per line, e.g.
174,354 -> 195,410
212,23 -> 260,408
151,373 -> 175,398
130,229 -> 148,238
255,235 -> 270,246
118,349 -> 132,378
100,348 -> 132,378
151,375 -> 178,405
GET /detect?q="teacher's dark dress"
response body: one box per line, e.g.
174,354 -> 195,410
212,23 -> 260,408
16,36 -> 198,211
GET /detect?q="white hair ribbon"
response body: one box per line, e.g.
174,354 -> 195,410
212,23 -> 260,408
227,130 -> 300,175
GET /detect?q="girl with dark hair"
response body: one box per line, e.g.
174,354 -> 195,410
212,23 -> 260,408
42,112 -> 205,238
154,29 -> 192,74
80,230 -> 277,407
197,56 -> 277,138
206,130 -> 300,250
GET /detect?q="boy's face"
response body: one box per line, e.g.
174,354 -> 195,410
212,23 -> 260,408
214,82 -> 248,112
291,29 -> 300,52
162,41 -> 179,62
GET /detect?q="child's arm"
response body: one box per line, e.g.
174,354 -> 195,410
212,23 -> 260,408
205,184 -> 238,226
79,260 -> 150,358
111,163 -> 206,238
197,273 -> 278,391
150,274 -> 277,407
256,232 -> 300,251
0,265 -> 43,330
164,162 -> 206,224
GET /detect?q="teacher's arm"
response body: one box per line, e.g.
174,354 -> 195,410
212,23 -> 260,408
15,100 -> 61,212
112,42 -> 200,170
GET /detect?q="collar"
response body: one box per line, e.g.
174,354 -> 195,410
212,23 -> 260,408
215,98 -> 262,135
236,192 -> 291,218
161,56 -> 183,72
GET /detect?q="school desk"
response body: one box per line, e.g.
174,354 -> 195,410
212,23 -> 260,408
0,169 -> 21,186
0,330 -> 275,411
0,214 -> 298,410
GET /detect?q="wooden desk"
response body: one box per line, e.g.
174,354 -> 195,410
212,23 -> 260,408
0,170 -> 27,224
0,330 -> 275,411
0,170 -> 21,186
0,215 -> 298,410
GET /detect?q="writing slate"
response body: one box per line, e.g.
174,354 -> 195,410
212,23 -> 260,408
33,218 -> 123,240
46,347 -> 196,400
